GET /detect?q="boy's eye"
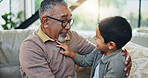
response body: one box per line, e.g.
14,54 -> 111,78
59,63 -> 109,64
96,35 -> 100,39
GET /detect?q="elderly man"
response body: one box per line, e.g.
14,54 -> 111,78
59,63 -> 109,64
19,0 -> 131,78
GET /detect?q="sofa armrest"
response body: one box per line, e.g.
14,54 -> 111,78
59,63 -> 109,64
124,42 -> 148,78
0,29 -> 34,78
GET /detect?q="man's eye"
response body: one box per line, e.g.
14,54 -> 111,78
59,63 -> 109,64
63,20 -> 68,22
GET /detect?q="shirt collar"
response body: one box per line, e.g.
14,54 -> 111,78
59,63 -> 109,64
37,26 -> 70,43
101,49 -> 122,63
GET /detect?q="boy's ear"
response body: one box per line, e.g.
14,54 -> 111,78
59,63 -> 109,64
108,41 -> 116,50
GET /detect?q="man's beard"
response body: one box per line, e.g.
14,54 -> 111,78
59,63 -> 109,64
58,34 -> 67,42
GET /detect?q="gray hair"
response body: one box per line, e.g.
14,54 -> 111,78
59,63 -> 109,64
39,0 -> 68,19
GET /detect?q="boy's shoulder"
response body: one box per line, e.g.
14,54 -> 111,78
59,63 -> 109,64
93,48 -> 103,55
102,49 -> 125,63
110,49 -> 126,63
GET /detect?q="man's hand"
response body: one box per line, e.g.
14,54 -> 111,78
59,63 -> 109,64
122,49 -> 132,77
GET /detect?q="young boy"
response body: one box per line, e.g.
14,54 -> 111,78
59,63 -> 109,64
56,16 -> 132,78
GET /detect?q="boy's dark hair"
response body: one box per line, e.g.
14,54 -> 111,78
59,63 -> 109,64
99,16 -> 132,49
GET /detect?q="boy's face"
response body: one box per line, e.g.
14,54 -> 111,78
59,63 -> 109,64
93,26 -> 108,52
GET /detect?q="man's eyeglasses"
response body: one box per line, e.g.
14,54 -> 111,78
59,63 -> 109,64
47,16 -> 74,28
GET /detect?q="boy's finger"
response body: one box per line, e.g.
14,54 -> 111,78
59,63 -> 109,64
60,51 -> 65,54
56,45 -> 61,47
56,41 -> 62,44
56,45 -> 64,49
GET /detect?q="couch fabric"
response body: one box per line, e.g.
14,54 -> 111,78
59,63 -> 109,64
124,42 -> 148,78
0,29 -> 34,78
0,29 -> 148,78
130,28 -> 148,48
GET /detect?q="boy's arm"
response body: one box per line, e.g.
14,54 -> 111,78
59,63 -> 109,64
56,41 -> 99,67
74,49 -> 98,67
56,41 -> 77,59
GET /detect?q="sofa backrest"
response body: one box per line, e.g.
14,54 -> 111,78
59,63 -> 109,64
0,29 -> 34,78
130,28 -> 148,48
124,42 -> 148,78
130,32 -> 148,48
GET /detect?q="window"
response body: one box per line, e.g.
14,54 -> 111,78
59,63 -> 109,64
0,0 -> 35,30
68,0 -> 98,31
28,0 -> 148,31
35,0 -> 42,12
141,0 -> 148,28
99,0 -> 148,29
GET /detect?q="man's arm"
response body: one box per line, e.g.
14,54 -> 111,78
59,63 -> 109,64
69,31 -> 95,54
19,40 -> 55,78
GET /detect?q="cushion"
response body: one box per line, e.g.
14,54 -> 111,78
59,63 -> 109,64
0,29 -> 34,78
124,42 -> 148,78
131,28 -> 148,48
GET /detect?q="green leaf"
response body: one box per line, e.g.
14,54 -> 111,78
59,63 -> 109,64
1,13 -> 9,21
1,24 -> 9,30
17,11 -> 23,18
1,12 -> 22,30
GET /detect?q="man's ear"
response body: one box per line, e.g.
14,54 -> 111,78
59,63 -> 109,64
108,41 -> 116,50
41,16 -> 48,28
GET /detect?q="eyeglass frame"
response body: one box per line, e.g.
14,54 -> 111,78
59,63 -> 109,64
46,16 -> 74,28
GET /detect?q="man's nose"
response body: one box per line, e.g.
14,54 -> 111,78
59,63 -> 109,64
65,23 -> 71,29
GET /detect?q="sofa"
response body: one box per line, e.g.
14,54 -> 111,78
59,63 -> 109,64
130,28 -> 148,48
0,29 -> 148,78
0,29 -> 34,78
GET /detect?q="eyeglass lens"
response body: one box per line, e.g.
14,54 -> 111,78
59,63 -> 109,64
62,19 -> 73,28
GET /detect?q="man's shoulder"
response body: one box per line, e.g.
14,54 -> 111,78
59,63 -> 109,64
68,30 -> 85,39
22,31 -> 41,45
68,30 -> 78,36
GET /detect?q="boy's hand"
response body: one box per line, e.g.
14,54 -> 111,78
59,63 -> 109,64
122,49 -> 132,77
56,41 -> 77,59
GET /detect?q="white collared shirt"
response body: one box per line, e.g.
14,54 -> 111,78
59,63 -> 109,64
93,54 -> 104,78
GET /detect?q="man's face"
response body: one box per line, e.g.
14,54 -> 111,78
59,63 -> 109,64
42,3 -> 72,42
